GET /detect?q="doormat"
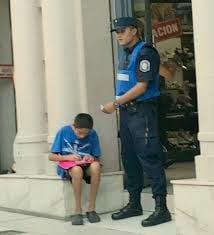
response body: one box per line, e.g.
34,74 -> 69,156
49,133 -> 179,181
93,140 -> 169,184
0,231 -> 25,235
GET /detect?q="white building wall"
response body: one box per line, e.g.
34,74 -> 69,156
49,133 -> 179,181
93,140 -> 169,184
79,0 -> 120,172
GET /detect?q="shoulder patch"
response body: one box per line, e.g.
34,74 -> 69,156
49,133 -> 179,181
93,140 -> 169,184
140,60 -> 150,72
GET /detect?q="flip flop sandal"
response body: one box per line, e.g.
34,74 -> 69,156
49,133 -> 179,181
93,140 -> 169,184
86,211 -> 101,223
71,214 -> 83,225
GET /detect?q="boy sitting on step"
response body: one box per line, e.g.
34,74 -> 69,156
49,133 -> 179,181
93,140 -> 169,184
49,113 -> 102,225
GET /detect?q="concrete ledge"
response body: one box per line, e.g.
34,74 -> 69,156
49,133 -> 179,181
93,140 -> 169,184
171,178 -> 214,186
0,172 -> 124,219
172,179 -> 214,235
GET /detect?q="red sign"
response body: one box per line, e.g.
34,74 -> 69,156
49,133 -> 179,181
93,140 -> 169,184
0,64 -> 13,79
152,18 -> 182,42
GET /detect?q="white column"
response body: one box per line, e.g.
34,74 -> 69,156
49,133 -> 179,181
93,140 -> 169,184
41,0 -> 85,142
192,0 -> 214,180
11,0 -> 48,174
41,0 -> 86,174
42,0 -> 119,173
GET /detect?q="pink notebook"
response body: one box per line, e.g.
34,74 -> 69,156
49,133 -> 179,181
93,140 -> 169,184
58,159 -> 91,169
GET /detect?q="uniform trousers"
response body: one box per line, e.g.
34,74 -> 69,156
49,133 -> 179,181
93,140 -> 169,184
119,101 -> 167,201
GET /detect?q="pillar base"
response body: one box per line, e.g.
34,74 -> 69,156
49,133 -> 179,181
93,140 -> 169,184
14,134 -> 48,174
172,178 -> 214,235
195,155 -> 214,180
0,172 -> 123,219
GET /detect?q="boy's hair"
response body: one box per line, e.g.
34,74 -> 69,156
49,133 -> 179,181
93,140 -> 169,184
74,113 -> 93,129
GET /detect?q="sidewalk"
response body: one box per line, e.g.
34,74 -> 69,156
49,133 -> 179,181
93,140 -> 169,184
0,210 -> 176,235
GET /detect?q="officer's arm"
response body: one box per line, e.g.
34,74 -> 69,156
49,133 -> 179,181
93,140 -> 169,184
116,81 -> 148,105
102,81 -> 148,113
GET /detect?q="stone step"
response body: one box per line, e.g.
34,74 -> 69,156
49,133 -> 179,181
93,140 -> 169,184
0,172 -> 124,218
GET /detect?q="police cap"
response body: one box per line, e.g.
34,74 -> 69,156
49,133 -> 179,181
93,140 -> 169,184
111,17 -> 139,32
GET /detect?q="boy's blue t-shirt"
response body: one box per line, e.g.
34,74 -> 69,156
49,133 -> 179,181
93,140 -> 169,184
50,125 -> 101,178
51,125 -> 101,157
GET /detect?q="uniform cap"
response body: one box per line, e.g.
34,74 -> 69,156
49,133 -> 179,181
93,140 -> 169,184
111,17 -> 139,32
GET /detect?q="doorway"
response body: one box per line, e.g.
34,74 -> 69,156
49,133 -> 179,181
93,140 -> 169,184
134,0 -> 198,190
0,0 -> 16,173
112,0 -> 198,194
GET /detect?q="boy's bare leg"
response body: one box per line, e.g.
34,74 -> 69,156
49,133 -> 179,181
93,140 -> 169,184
69,166 -> 83,214
87,161 -> 101,211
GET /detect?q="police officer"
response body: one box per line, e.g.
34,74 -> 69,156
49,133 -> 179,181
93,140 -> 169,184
102,17 -> 171,227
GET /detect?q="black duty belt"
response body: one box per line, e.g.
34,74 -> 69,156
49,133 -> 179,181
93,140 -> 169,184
123,98 -> 157,108
120,98 -> 157,113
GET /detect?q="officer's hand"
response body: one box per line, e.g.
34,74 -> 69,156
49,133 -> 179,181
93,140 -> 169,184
101,102 -> 115,114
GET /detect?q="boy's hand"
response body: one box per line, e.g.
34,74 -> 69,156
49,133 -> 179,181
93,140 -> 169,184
65,154 -> 81,161
83,155 -> 95,162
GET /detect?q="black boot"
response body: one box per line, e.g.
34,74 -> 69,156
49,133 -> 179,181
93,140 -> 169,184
141,197 -> 171,227
111,198 -> 143,220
